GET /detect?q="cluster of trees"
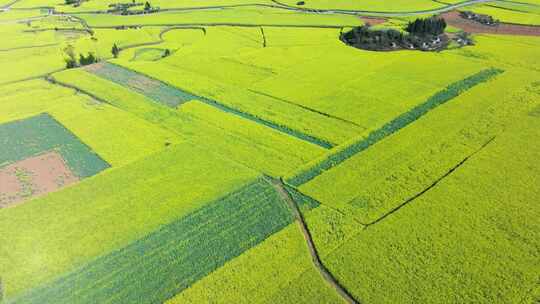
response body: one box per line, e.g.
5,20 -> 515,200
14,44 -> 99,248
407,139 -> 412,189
107,1 -> 158,14
341,17 -> 449,51
341,26 -> 405,50
64,45 -> 98,68
460,11 -> 498,26
405,17 -> 447,36
112,43 -> 120,58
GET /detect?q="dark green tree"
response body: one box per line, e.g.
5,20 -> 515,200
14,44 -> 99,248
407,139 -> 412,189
112,43 -> 120,58
144,1 -> 151,11
63,45 -> 77,68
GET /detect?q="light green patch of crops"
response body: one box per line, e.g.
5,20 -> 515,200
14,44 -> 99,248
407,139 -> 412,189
300,68 -> 539,223
0,79 -> 182,167
320,113 -> 540,303
0,142 -> 259,298
9,178 -> 310,304
51,68 -> 326,176
278,0 -> 443,12
287,68 -> 504,187
78,7 -> 362,28
131,47 -> 168,61
264,267 -> 345,304
0,113 -> 109,178
467,4 -> 540,25
168,204 -> 357,304
452,34 -> 540,72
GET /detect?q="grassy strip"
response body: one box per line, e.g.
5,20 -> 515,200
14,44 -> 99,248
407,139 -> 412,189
287,67 -> 504,186
0,113 -> 109,178
87,62 -> 334,149
9,178 -> 316,304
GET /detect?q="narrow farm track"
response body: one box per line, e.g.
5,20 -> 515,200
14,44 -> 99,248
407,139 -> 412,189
51,0 -> 503,17
442,11 -> 540,35
0,43 -> 59,52
363,136 -> 496,228
118,26 -> 206,53
269,177 -> 360,304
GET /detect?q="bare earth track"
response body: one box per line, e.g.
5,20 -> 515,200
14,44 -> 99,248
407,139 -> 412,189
268,177 -> 360,304
441,10 -> 540,36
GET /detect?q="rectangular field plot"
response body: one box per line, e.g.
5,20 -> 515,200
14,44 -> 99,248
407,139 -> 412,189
0,113 -> 109,179
52,69 -> 327,177
298,69 -> 538,224
0,142 -> 259,298
321,114 -> 540,303
0,151 -> 79,208
0,79 -> 182,168
86,61 -> 335,148
9,178 -> 317,304
85,62 -> 195,108
0,113 -> 108,207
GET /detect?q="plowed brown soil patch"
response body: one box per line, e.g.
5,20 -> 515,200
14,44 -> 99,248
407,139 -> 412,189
359,16 -> 387,26
84,62 -> 106,72
127,74 -> 160,91
442,11 -> 540,36
0,151 -> 79,208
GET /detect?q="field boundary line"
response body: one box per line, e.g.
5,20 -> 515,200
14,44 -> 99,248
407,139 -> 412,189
88,62 -> 335,148
0,43 -> 59,52
267,176 -> 360,304
286,67 -> 504,186
247,89 -> 365,129
363,136 -> 496,228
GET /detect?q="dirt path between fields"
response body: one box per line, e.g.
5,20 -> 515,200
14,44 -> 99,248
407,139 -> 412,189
269,177 -> 360,304
51,0 -> 496,17
364,136 -> 496,228
441,11 -> 540,36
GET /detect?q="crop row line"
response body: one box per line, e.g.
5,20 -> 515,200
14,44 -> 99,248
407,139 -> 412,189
87,62 -> 335,148
287,67 -> 504,186
362,136 -> 496,228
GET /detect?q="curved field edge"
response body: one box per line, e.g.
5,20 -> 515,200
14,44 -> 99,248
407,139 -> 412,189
286,67 -> 504,186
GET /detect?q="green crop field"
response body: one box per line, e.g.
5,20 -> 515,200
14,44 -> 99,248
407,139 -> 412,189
0,0 -> 539,303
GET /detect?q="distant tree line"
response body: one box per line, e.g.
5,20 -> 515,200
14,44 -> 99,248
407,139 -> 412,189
64,45 -> 98,68
405,17 -> 447,36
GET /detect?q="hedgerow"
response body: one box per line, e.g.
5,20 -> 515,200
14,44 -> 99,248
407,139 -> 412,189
87,62 -> 334,149
287,68 -> 504,186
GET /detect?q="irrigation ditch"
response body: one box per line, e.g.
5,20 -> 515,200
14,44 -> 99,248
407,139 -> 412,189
266,176 -> 360,304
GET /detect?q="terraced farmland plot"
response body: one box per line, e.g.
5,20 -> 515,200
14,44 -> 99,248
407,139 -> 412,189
288,67 -> 503,186
9,178 -> 318,304
51,68 -> 326,176
319,114 -> 540,303
299,68 -> 539,223
85,62 -> 193,108
0,142 -> 259,298
114,27 -> 366,145
0,113 -> 109,179
85,61 -> 334,148
0,79 -> 181,167
1,0 -> 540,302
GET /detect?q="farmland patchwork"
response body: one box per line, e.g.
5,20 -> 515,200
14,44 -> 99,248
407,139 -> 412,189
85,62 -> 334,149
0,113 -> 109,206
10,178 -> 317,304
